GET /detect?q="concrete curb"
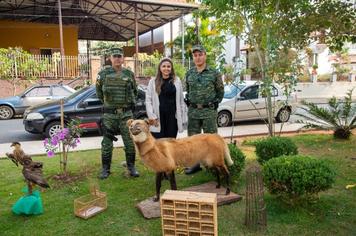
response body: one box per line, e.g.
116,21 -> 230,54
0,123 -> 304,158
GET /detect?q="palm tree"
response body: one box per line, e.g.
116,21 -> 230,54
296,89 -> 355,139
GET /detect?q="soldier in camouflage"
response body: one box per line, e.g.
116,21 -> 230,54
96,47 -> 139,179
184,45 -> 224,175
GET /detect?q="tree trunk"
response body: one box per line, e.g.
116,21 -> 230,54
266,94 -> 274,136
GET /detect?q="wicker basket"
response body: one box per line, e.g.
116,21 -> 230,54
74,185 -> 107,219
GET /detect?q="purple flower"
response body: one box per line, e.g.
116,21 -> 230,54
62,128 -> 69,135
58,132 -> 66,140
42,119 -> 83,160
47,150 -> 55,157
51,137 -> 58,146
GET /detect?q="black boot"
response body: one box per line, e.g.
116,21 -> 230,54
185,163 -> 202,175
99,156 -> 111,179
126,154 -> 139,177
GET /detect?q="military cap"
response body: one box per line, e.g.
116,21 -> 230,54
192,44 -> 206,53
109,47 -> 123,56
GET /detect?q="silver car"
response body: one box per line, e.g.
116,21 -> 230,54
217,81 -> 297,127
0,84 -> 75,119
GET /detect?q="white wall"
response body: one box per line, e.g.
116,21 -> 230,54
223,35 -> 236,64
139,27 -> 164,47
317,48 -> 333,74
296,82 -> 356,103
138,17 -> 183,50
223,34 -> 249,64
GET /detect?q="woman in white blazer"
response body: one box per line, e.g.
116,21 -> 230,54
145,58 -> 186,138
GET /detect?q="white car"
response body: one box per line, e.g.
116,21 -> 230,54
217,81 -> 297,127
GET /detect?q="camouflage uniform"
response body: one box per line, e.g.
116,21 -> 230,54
184,45 -> 224,174
96,48 -> 139,179
185,65 -> 224,136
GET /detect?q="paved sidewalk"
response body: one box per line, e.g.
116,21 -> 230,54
0,122 -> 303,157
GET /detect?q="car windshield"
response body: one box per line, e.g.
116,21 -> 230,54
224,84 -> 245,99
65,86 -> 92,101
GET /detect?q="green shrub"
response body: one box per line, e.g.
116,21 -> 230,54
142,66 -> 156,77
263,155 -> 336,201
227,143 -> 246,179
317,73 -> 332,82
173,62 -> 187,80
255,136 -> 298,164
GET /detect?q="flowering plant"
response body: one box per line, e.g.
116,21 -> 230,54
43,119 -> 83,174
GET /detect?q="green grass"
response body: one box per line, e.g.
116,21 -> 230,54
0,134 -> 355,235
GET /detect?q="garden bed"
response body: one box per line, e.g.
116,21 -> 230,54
0,134 -> 355,235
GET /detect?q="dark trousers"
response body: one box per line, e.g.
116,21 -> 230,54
152,108 -> 178,139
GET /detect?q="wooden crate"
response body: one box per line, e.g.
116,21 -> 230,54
160,190 -> 217,236
74,189 -> 107,219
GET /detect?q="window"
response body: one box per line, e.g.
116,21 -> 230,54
40,49 -> 52,56
241,85 -> 259,100
261,86 -> 278,97
272,86 -> 278,96
26,87 -> 51,97
83,93 -> 102,106
52,86 -> 72,97
224,84 -> 246,99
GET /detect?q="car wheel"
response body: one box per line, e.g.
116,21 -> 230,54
0,105 -> 14,120
217,111 -> 232,127
45,121 -> 62,138
276,108 -> 291,123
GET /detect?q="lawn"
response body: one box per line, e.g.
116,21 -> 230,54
0,134 -> 355,236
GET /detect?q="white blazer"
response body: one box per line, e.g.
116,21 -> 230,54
145,77 -> 187,133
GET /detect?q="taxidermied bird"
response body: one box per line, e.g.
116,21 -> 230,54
22,158 -> 50,195
5,142 -> 31,166
6,142 -> 50,194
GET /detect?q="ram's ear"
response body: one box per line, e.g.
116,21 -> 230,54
144,118 -> 156,126
127,119 -> 134,127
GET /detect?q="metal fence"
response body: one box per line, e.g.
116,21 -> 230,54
5,54 -> 89,79
4,54 -> 192,79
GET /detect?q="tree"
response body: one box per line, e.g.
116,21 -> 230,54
202,0 -> 356,136
0,47 -> 48,95
170,16 -> 227,71
91,41 -> 127,56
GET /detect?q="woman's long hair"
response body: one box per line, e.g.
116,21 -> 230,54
155,58 -> 176,95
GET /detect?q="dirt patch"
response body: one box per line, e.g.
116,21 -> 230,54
49,166 -> 96,188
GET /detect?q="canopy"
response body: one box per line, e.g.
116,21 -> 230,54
0,0 -> 199,41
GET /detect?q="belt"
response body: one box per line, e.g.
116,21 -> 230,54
103,107 -> 131,114
190,103 -> 215,109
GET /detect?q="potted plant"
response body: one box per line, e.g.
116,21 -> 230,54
312,64 -> 318,75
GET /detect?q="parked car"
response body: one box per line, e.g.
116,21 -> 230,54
0,84 -> 75,120
23,85 -> 147,138
217,81 -> 297,127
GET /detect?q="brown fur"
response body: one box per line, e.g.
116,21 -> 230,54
127,119 -> 233,201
